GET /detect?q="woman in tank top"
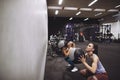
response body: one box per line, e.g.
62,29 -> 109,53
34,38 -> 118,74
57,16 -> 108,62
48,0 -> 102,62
62,41 -> 78,72
79,43 -> 109,80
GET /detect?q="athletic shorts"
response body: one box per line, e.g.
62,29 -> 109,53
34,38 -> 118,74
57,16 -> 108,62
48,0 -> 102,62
95,73 -> 109,80
81,70 -> 109,80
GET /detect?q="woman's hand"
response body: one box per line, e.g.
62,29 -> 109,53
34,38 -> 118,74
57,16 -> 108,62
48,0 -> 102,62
62,47 -> 69,56
79,55 -> 86,64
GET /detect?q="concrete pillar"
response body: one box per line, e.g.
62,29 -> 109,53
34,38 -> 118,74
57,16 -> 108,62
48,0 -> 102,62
0,0 -> 48,80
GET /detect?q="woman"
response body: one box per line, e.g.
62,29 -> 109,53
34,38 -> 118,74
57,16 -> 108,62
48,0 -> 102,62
79,43 -> 109,80
62,41 -> 84,72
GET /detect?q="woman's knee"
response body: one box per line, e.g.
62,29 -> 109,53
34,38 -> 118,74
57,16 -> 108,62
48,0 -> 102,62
87,76 -> 98,80
80,69 -> 87,75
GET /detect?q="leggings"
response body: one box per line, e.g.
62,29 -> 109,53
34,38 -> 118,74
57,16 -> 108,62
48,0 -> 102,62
65,56 -> 81,69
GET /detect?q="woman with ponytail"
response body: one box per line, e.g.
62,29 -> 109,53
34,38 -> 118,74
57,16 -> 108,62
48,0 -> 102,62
79,43 -> 109,80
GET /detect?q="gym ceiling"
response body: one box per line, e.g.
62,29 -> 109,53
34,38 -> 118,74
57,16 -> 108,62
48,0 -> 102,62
47,0 -> 120,19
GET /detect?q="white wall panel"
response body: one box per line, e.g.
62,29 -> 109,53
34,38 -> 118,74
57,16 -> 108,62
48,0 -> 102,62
103,20 -> 120,39
0,0 -> 48,80
111,21 -> 120,39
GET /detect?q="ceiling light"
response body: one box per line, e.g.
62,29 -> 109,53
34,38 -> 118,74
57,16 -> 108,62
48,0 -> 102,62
115,4 -> 120,8
88,0 -> 98,7
80,8 -> 92,11
76,11 -> 81,15
64,7 -> 78,10
48,6 -> 62,9
55,10 -> 59,15
95,12 -> 102,16
84,18 -> 89,21
94,9 -> 105,12
58,0 -> 63,5
108,9 -> 119,12
69,17 -> 73,20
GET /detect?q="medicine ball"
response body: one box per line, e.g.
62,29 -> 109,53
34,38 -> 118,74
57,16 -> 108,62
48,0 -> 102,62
74,48 -> 85,63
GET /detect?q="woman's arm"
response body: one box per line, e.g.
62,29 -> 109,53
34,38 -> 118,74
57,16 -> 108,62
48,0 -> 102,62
62,47 -> 70,56
79,55 -> 98,74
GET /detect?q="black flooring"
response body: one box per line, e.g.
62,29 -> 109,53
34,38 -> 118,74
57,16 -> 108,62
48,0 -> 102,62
44,42 -> 120,80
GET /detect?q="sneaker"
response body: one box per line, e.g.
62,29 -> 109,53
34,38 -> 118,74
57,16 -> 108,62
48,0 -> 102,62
71,67 -> 78,72
67,64 -> 71,67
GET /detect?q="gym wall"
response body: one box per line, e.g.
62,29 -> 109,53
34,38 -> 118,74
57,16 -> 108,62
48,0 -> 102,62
100,12 -> 120,39
0,0 -> 48,80
103,20 -> 120,39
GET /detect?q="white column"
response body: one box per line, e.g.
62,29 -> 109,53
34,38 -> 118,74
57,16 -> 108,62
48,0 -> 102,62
0,0 -> 48,80
111,20 -> 120,39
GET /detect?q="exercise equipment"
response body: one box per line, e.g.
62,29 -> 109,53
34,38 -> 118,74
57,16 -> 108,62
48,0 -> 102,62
65,24 -> 74,41
69,48 -> 85,63
58,40 -> 65,48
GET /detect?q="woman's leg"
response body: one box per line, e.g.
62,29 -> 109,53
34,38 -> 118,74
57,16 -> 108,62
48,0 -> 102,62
80,69 -> 94,78
87,73 -> 109,80
80,69 -> 87,76
65,57 -> 79,72
80,69 -> 95,80
95,73 -> 109,80
87,76 -> 98,80
64,57 -> 75,69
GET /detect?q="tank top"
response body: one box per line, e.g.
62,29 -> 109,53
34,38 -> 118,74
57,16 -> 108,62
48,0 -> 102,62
69,47 -> 76,61
94,54 -> 106,74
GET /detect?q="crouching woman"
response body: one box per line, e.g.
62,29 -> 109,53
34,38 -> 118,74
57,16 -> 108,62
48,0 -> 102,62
79,43 -> 109,80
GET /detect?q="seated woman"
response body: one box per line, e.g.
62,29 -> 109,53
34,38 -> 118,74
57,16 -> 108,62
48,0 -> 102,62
62,41 -> 85,72
79,43 -> 109,80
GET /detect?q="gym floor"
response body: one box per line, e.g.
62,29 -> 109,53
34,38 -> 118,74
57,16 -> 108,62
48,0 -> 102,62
44,41 -> 120,80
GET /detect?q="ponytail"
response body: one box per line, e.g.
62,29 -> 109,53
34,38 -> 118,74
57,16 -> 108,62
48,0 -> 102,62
93,43 -> 98,55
